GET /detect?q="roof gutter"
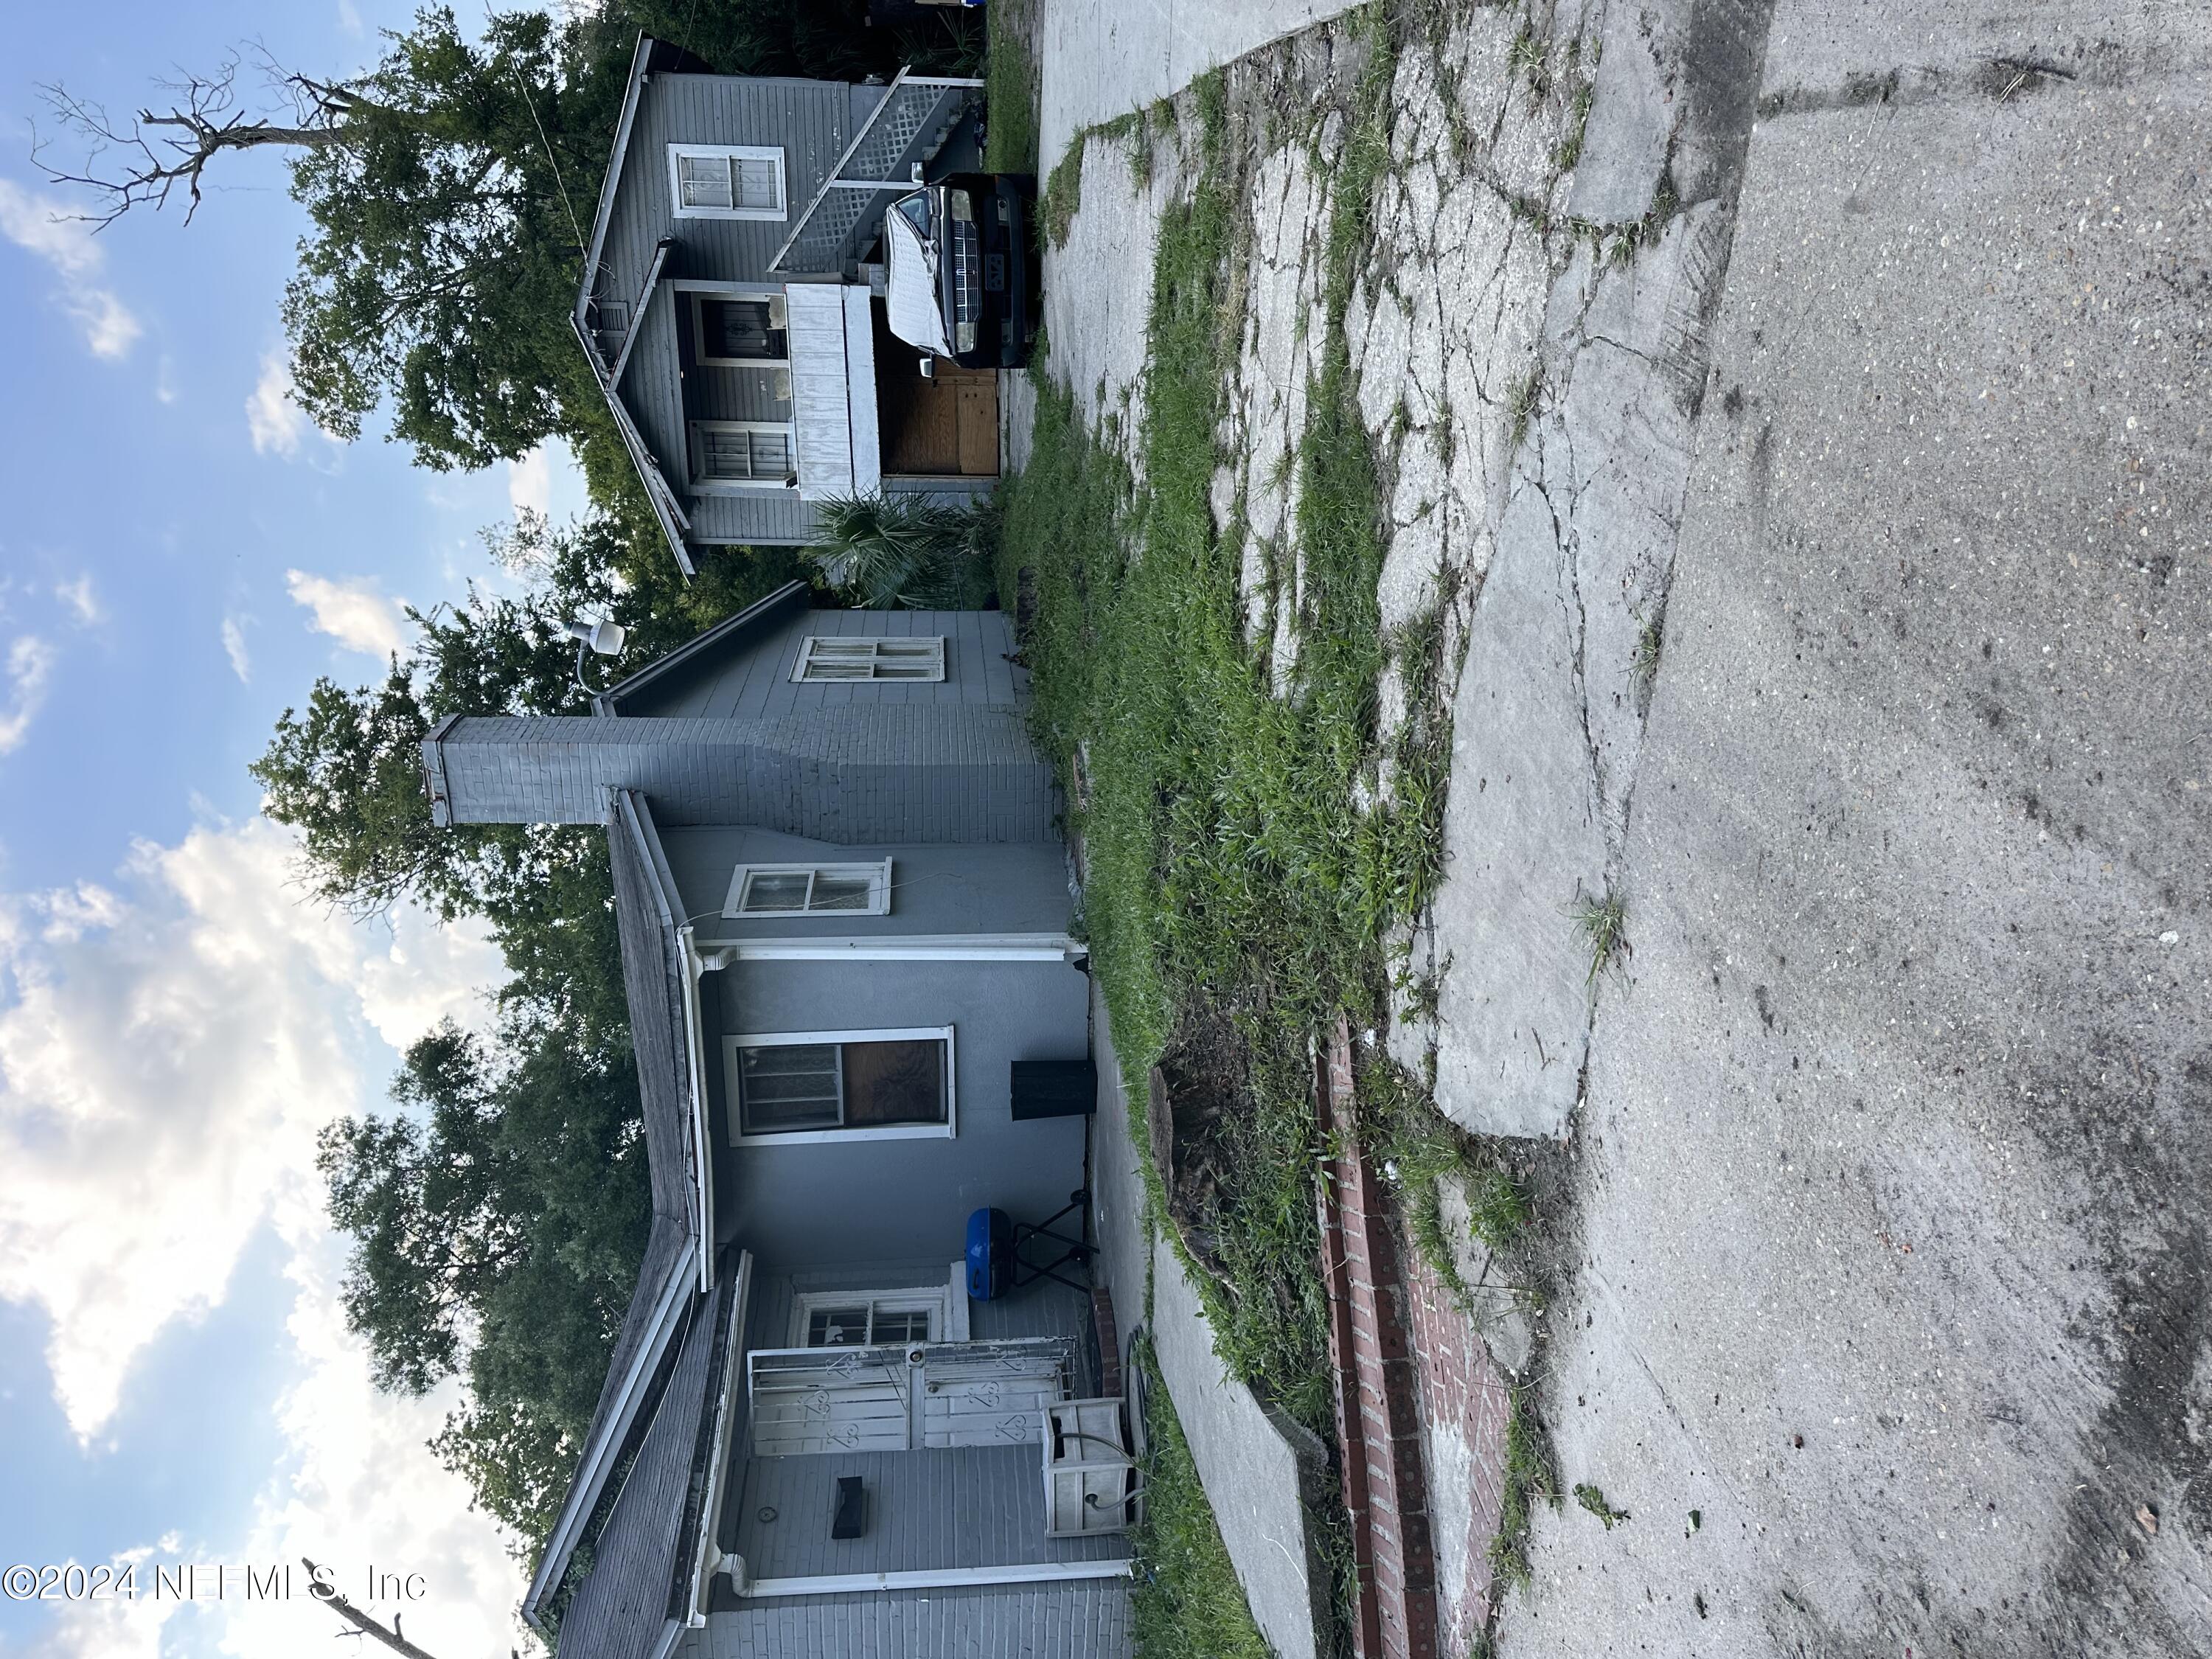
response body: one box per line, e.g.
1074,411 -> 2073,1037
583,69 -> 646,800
571,310 -> 695,578
618,790 -> 715,1290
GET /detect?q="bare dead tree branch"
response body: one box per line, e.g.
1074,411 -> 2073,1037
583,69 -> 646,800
32,47 -> 369,228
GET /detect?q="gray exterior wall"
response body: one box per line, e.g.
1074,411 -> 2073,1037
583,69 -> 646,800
430,610 -> 1057,838
706,953 -> 1090,1268
675,1581 -> 1131,1659
617,608 -> 1029,721
730,1444 -> 1123,1577
661,827 -> 1073,945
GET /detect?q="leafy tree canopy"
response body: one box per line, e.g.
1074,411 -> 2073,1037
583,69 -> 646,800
320,1015 -> 650,1544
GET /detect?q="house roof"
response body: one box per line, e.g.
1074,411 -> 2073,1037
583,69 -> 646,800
522,787 -> 710,1631
546,1255 -> 742,1659
593,580 -> 812,718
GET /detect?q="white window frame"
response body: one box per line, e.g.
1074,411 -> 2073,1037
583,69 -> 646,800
725,1026 -> 957,1147
789,1286 -> 950,1349
723,860 -> 893,919
691,291 -> 790,369
792,636 -> 948,684
688,420 -> 797,492
669,144 -> 787,220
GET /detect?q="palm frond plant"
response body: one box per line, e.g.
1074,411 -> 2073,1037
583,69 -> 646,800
804,493 -> 998,609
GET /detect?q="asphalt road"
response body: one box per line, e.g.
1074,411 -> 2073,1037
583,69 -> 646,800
1484,3 -> 2212,1653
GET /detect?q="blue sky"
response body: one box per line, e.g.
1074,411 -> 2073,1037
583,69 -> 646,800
0,4 -> 587,1656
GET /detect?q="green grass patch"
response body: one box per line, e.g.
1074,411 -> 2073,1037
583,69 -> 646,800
1568,884 -> 1629,985
982,0 -> 1040,175
1001,17 -> 1423,1439
1574,1482 -> 1630,1529
1129,1336 -> 1273,1659
1486,1393 -> 1561,1589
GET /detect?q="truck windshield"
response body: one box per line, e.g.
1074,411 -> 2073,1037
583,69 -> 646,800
895,192 -> 934,240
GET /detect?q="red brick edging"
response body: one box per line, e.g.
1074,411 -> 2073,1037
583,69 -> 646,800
1315,1017 -> 1441,1659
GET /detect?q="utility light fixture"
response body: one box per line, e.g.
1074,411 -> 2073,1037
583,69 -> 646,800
565,617 -> 627,695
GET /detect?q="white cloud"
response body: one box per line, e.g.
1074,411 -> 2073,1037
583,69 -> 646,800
337,0 -> 366,36
0,635 -> 58,754
507,447 -> 553,518
246,352 -> 312,458
0,818 -> 521,1657
0,818 -> 501,1437
55,574 -> 101,626
285,571 -> 410,659
0,178 -> 143,361
221,616 -> 252,683
506,437 -> 589,526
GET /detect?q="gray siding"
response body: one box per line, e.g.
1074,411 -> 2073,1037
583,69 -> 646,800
661,829 -> 1073,942
714,956 -> 1091,1268
729,1444 -> 1125,1578
676,1582 -> 1131,1659
428,709 -> 1058,841
622,609 -> 1028,722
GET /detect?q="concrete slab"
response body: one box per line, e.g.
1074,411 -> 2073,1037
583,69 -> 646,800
1037,0 -> 1371,175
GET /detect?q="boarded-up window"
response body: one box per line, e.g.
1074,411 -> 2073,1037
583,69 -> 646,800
670,146 -> 786,218
792,636 -> 947,683
729,1030 -> 953,1140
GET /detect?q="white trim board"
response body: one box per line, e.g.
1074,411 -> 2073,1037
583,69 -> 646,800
740,1561 -> 1132,1599
702,933 -> 1081,964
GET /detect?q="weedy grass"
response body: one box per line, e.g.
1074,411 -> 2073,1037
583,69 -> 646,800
1574,1483 -> 1630,1529
1486,1393 -> 1560,1589
1632,609 -> 1664,686
981,0 -> 1041,175
1129,1335 -> 1275,1659
1568,885 -> 1629,985
997,9 -> 1430,1438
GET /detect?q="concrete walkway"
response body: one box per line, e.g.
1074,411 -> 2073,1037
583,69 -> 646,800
1036,0 -> 1368,173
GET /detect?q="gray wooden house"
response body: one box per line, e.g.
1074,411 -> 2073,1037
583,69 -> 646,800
578,37 -> 1004,574
421,584 -> 1133,1659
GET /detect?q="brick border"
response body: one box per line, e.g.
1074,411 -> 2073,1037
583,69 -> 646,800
1315,1017 -> 1441,1659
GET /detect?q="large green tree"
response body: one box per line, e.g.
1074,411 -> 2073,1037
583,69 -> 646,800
321,1015 -> 651,1544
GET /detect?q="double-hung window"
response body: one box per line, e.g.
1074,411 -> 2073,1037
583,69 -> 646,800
723,860 -> 892,918
728,1028 -> 954,1143
792,636 -> 947,683
792,1290 -> 947,1349
669,145 -> 787,219
689,421 -> 795,488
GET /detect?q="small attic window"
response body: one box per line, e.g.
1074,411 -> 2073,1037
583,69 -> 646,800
793,636 -> 946,683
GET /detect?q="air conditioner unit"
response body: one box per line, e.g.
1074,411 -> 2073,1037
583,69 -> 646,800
767,294 -> 789,328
